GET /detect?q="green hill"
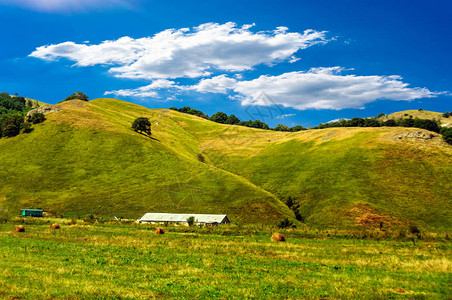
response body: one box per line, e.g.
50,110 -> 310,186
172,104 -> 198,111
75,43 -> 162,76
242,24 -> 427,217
383,109 -> 451,127
0,98 -> 451,231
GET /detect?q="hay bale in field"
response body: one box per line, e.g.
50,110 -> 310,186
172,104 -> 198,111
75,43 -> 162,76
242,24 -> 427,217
14,225 -> 25,232
50,223 -> 61,229
271,232 -> 285,242
154,227 -> 165,234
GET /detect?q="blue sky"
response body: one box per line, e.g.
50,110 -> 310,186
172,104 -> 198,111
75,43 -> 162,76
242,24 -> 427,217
0,0 -> 450,127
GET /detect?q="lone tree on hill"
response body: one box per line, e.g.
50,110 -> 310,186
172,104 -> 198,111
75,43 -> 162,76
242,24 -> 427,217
132,117 -> 151,135
64,91 -> 89,102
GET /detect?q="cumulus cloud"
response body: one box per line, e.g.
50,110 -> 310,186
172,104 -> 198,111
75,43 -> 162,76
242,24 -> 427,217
105,79 -> 178,98
30,22 -> 443,110
0,0 -> 138,12
228,67 -> 439,110
184,67 -> 438,110
30,22 -> 328,79
114,67 -> 439,110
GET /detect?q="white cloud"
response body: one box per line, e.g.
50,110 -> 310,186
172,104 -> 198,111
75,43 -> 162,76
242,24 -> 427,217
105,79 -> 177,98
30,23 -> 328,79
327,118 -> 349,123
183,67 -> 441,110
0,0 -> 137,12
29,22 -> 443,110
105,67 -> 441,109
276,114 -> 296,119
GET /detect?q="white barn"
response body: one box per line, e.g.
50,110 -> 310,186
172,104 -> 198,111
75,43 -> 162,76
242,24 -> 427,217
139,213 -> 230,226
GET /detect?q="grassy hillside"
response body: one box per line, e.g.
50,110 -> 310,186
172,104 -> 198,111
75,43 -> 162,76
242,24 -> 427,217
1,98 -> 451,231
171,113 -> 452,232
384,109 -> 451,127
0,99 -> 292,224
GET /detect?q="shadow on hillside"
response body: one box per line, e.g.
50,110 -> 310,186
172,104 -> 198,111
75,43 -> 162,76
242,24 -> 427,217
137,131 -> 160,142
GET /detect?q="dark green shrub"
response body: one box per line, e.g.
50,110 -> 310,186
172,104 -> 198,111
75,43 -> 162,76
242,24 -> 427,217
409,225 -> 421,235
20,122 -> 33,133
2,124 -> 20,137
30,112 -> 45,124
64,91 -> 89,101
277,218 -> 295,229
132,117 -> 151,134
187,216 -> 195,226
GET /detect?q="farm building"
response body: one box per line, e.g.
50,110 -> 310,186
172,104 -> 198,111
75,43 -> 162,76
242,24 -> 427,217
139,213 -> 230,226
21,209 -> 43,217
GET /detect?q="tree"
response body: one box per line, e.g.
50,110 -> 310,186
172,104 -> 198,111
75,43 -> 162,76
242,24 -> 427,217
29,112 -> 45,124
225,114 -> 240,125
64,91 -> 89,102
186,216 -> 195,226
290,125 -> 306,132
440,128 -> 452,145
285,196 -> 294,208
274,124 -> 290,131
132,117 -> 151,134
277,218 -> 295,229
210,112 -> 228,124
383,119 -> 397,127
20,122 -> 32,133
2,124 -> 20,137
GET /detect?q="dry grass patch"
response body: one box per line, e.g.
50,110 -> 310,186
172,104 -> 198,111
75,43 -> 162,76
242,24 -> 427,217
13,225 -> 25,232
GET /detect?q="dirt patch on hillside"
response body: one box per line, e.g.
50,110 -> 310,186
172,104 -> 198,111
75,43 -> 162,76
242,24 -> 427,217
347,203 -> 403,229
388,129 -> 445,145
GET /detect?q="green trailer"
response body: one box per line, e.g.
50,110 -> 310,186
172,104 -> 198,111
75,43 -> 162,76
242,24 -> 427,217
21,209 -> 43,217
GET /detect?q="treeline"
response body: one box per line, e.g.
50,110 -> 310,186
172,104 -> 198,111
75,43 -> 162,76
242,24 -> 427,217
315,115 -> 452,144
169,106 -> 307,132
315,116 -> 441,133
0,92 -> 44,139
170,106 -> 452,145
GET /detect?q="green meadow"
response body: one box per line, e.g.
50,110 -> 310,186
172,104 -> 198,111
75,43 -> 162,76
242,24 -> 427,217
0,221 -> 451,299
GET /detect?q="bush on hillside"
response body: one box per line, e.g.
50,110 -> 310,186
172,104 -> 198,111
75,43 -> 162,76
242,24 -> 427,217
29,112 -> 45,124
20,122 -> 32,133
440,127 -> 452,144
277,218 -> 295,229
132,117 -> 151,135
210,112 -> 228,124
64,91 -> 89,102
225,114 -> 240,125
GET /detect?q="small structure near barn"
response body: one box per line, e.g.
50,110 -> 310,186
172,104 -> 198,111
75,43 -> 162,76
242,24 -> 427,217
139,213 -> 230,226
21,209 -> 43,217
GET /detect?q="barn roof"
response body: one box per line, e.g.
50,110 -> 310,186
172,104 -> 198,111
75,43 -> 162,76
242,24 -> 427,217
140,213 -> 229,223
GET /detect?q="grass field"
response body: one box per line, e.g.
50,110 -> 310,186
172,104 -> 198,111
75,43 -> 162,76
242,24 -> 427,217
0,220 -> 451,299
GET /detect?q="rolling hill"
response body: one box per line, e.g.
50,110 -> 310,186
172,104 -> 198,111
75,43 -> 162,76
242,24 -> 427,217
383,109 -> 451,127
0,98 -> 451,231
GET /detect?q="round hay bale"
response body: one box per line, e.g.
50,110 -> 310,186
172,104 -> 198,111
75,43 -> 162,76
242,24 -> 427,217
154,227 -> 165,234
14,225 -> 25,232
50,223 -> 61,230
271,232 -> 285,242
